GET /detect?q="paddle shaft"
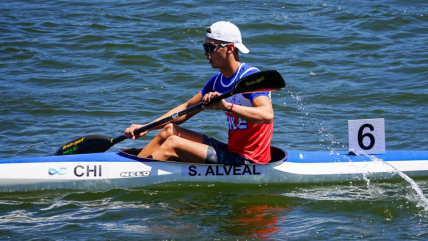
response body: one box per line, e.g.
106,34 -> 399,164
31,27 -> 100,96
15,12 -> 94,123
111,90 -> 233,144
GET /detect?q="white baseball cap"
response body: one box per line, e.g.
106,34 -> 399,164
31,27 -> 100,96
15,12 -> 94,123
206,21 -> 250,54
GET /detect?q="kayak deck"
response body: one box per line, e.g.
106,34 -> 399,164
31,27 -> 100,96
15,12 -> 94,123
119,146 -> 288,165
1,148 -> 428,191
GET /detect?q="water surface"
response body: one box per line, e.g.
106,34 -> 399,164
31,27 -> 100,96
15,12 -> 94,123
1,0 -> 428,239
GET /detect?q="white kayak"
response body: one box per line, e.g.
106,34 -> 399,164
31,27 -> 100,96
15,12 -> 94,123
1,147 -> 428,192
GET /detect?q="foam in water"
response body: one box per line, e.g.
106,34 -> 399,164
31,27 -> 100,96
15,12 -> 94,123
365,154 -> 428,210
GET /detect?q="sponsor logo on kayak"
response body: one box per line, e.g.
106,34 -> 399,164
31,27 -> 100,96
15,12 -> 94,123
74,165 -> 102,177
48,167 -> 67,175
184,165 -> 267,177
120,171 -> 151,178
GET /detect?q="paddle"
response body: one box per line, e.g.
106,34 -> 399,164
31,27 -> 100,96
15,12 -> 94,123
55,70 -> 285,155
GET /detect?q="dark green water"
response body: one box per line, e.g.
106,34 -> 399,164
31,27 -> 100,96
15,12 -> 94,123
1,0 -> 428,239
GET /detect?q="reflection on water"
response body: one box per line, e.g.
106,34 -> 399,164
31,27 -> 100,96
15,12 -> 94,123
1,182 -> 428,239
229,201 -> 289,238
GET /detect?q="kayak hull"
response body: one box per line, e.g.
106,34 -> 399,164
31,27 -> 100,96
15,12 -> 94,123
1,147 -> 428,191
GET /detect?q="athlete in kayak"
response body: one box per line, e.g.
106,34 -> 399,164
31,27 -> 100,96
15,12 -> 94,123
124,21 -> 274,164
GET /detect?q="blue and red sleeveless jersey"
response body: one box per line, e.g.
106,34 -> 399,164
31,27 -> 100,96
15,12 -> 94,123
201,63 -> 273,164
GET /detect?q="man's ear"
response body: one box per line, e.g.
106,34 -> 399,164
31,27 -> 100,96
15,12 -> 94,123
227,43 -> 235,54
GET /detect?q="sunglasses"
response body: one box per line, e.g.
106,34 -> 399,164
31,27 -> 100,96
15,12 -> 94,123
203,43 -> 229,54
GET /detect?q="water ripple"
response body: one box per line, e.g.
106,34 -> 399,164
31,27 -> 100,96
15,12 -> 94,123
1,0 -> 428,239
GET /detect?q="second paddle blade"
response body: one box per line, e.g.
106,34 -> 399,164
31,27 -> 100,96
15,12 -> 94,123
234,70 -> 285,94
55,134 -> 114,155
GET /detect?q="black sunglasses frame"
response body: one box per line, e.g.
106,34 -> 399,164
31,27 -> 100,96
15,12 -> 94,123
203,43 -> 229,54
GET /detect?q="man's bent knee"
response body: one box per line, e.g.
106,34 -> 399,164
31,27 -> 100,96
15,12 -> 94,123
159,123 -> 177,139
162,135 -> 182,148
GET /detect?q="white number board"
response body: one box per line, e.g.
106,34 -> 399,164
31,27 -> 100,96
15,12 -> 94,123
348,118 -> 385,155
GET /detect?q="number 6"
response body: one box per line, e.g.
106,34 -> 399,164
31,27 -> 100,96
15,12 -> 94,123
358,124 -> 375,150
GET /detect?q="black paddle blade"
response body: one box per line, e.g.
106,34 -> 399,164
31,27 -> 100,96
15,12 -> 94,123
234,70 -> 285,94
55,134 -> 114,155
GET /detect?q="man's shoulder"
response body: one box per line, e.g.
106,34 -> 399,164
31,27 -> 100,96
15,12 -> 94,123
239,64 -> 260,79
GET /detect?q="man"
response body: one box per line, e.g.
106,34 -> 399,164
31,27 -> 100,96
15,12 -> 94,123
124,21 -> 274,164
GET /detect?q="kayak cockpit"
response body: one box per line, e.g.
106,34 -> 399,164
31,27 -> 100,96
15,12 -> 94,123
269,146 -> 287,164
120,146 -> 287,165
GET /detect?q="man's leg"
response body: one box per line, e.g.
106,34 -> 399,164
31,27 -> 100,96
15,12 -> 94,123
149,135 -> 209,163
138,123 -> 204,159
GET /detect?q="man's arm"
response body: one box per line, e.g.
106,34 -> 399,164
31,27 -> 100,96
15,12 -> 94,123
202,93 -> 273,124
124,92 -> 204,140
228,96 -> 274,124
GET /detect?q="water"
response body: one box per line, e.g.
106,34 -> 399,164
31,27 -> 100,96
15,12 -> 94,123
369,155 -> 428,210
1,0 -> 428,239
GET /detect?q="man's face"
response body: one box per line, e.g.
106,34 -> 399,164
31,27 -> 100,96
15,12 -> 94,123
204,37 -> 229,68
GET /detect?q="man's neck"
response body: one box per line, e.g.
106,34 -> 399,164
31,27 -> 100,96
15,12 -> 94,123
219,61 -> 242,78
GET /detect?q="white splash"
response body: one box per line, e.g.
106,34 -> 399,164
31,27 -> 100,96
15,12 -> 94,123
368,155 -> 428,210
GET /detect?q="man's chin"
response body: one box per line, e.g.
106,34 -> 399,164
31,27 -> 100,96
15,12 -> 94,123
209,62 -> 218,68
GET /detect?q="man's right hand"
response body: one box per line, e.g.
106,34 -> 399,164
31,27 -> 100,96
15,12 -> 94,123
124,124 -> 148,140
